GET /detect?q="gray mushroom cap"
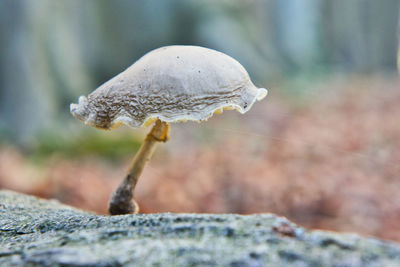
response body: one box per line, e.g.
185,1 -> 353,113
70,45 -> 268,129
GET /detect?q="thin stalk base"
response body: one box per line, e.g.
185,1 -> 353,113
109,119 -> 169,215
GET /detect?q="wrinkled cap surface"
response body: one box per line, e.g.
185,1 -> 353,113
70,45 -> 268,129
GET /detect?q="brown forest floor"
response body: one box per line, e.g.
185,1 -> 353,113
1,75 -> 400,242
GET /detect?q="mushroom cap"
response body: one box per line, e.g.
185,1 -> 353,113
70,45 -> 267,129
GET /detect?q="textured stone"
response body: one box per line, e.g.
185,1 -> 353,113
0,190 -> 399,266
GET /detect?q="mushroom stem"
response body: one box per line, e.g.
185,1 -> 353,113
109,119 -> 170,215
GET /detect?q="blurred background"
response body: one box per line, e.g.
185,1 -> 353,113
1,0 -> 400,242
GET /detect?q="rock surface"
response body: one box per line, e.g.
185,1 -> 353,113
0,190 -> 399,267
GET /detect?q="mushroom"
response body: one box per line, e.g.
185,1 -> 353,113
70,45 -> 268,215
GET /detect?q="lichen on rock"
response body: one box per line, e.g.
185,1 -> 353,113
0,190 -> 399,266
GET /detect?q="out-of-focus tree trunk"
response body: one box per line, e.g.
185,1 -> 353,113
0,0 -> 93,145
322,0 -> 399,72
398,12 -> 400,73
